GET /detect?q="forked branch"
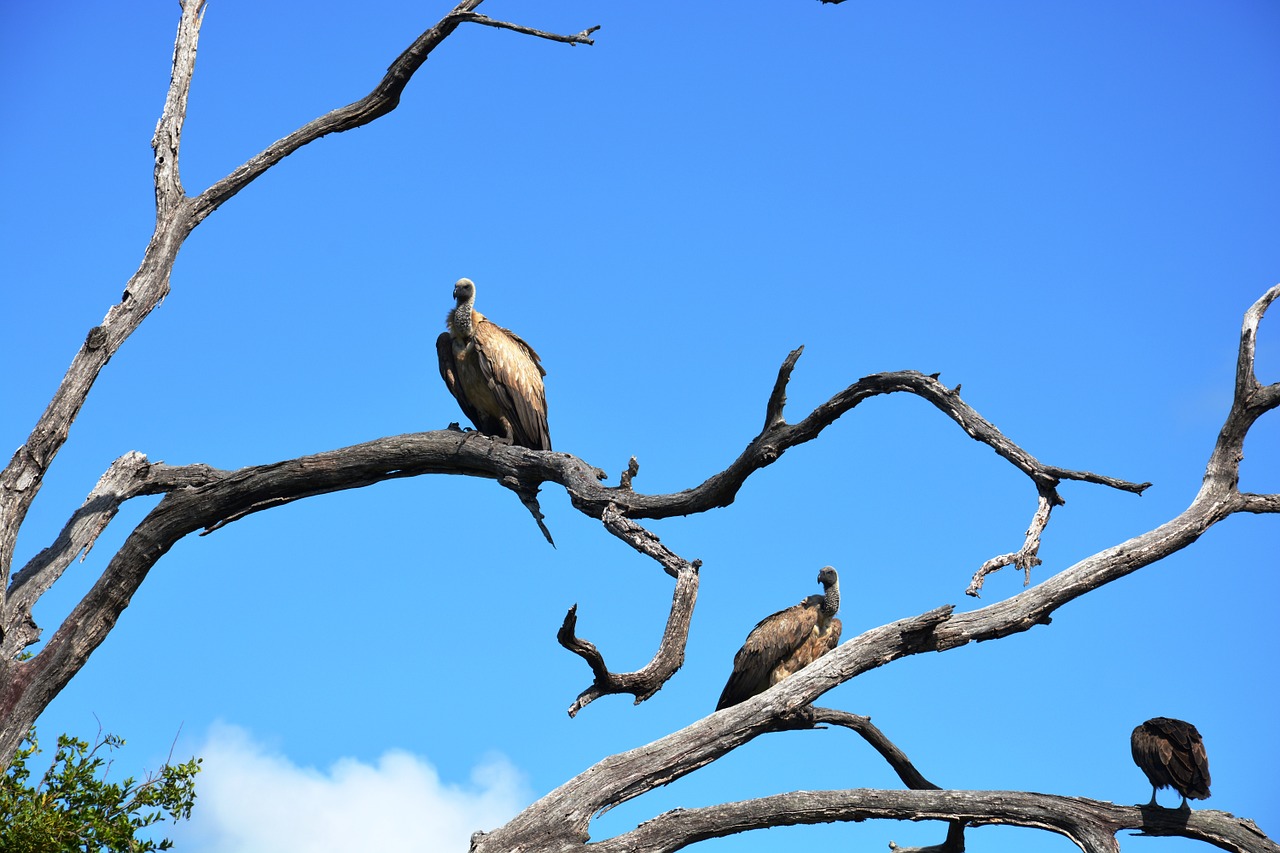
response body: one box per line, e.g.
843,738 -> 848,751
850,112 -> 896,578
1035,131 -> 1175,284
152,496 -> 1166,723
2,0 -> 1276,846
470,286 -> 1278,853
558,507 -> 701,716
0,0 -> 598,769
966,485 -> 1054,596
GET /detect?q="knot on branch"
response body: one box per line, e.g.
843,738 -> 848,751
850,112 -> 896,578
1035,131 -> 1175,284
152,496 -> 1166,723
619,456 -> 640,491
774,704 -> 820,731
85,326 -> 109,350
898,605 -> 955,653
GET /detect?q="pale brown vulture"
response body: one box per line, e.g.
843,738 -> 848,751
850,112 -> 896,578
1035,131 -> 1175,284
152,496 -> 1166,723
716,566 -> 842,710
436,278 -> 551,451
1131,717 -> 1212,807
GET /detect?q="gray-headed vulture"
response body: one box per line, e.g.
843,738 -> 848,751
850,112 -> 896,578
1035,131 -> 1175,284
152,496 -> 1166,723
1131,717 -> 1211,807
436,278 -> 551,451
716,566 -> 842,711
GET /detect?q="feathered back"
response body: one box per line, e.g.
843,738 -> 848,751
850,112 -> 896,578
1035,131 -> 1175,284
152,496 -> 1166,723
715,593 -> 842,711
471,315 -> 550,450
437,294 -> 551,452
1131,717 -> 1211,801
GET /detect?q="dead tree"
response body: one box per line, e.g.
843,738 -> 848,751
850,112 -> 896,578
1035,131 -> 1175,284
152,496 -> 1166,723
1,3 -> 1275,852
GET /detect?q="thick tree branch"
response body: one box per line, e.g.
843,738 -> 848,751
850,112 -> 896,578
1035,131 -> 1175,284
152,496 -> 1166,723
1202,284 -> 1280,504
0,0 -> 595,605
3,0 -> 1272,845
7,274 -> 1276,768
565,360 -> 1151,524
763,346 -> 804,432
2,452 -> 155,659
0,0 -> 598,768
2,339 -> 1156,663
152,0 -> 204,210
0,0 -> 206,601
589,790 -> 1278,853
473,279 -> 1279,849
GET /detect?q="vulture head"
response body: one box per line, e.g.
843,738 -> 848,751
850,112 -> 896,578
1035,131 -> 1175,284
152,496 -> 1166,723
453,277 -> 476,305
817,565 -> 838,592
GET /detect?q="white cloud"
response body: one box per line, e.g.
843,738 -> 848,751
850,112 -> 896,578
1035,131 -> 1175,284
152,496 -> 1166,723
170,723 -> 530,853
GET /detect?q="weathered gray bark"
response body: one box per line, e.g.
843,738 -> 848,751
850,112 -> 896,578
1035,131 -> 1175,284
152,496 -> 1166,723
0,0 -> 595,772
0,3 -> 1275,852
590,790 -> 1278,853
464,285 -> 1279,853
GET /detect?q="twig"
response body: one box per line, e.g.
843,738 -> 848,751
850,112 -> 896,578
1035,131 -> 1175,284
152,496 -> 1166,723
453,12 -> 599,46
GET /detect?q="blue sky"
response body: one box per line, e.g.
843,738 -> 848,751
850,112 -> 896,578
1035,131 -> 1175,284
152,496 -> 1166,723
2,1 -> 1278,851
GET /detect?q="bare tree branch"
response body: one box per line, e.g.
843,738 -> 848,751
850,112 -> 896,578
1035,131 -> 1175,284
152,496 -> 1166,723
810,709 -> 977,850
3,0 -> 1276,846
588,790 -> 1277,853
810,708 -> 940,791
468,285 -> 1279,851
763,345 -> 804,432
0,338 -> 1149,759
808,708 -> 976,850
2,452 -> 155,657
966,485 -> 1053,597
453,12 -> 600,45
0,0 -> 207,599
575,360 -> 1151,523
558,508 -> 702,715
0,0 -> 598,768
7,273 -> 1275,772
188,2 -> 596,224
0,0 -> 597,602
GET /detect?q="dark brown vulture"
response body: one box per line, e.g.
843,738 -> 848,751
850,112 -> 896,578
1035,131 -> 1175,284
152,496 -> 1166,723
436,278 -> 551,451
715,566 -> 842,711
1131,717 -> 1212,808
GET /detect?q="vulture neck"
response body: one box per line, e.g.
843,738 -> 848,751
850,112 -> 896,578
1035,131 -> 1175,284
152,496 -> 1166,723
449,299 -> 479,341
820,578 -> 840,619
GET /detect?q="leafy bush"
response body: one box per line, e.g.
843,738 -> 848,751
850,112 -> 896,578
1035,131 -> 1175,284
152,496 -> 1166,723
0,727 -> 200,852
